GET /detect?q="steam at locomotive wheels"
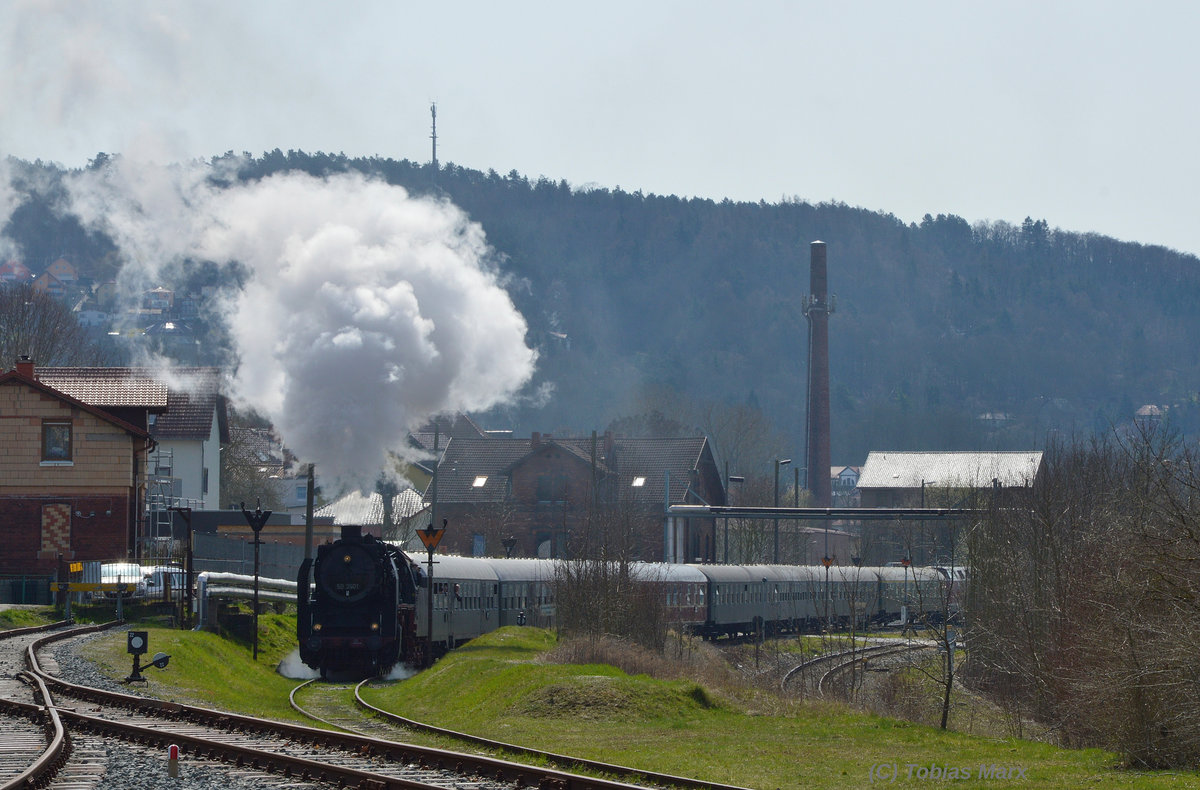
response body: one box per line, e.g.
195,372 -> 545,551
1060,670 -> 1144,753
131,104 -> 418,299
297,524 -> 957,679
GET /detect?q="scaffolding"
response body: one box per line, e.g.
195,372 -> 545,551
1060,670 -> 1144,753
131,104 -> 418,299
144,448 -> 201,563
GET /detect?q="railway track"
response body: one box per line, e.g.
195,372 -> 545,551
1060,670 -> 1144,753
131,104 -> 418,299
780,639 -> 933,697
0,620 -> 75,790
8,623 -> 755,790
814,642 -> 932,699
292,678 -> 751,790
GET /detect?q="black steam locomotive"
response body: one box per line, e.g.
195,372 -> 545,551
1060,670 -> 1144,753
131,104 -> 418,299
297,525 -> 421,676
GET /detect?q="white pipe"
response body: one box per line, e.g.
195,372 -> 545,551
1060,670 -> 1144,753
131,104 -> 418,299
194,571 -> 296,630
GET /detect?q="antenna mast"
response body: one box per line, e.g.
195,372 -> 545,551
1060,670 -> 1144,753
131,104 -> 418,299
430,102 -> 438,171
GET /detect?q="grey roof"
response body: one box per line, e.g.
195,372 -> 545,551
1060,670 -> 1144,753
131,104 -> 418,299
857,451 -> 1044,490
410,414 -> 489,453
426,435 -> 714,506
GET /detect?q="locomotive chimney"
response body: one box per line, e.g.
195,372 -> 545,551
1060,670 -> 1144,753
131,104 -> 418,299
805,241 -> 833,508
341,524 -> 363,541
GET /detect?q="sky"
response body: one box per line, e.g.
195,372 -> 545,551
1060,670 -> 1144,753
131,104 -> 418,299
2,0 -> 1198,258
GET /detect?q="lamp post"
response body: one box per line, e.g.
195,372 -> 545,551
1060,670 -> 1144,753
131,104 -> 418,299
168,505 -> 193,629
240,500 -> 272,661
773,458 -> 791,563
725,474 -> 744,563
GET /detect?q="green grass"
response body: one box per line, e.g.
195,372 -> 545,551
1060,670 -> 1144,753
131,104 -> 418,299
359,628 -> 1200,789
71,618 -> 1200,789
0,606 -> 59,629
82,611 -> 313,724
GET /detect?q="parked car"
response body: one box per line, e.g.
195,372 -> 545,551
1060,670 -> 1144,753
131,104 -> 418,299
143,565 -> 188,601
94,562 -> 146,600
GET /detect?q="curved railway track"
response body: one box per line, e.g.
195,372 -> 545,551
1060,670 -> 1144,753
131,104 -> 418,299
5,623 -> 755,790
0,620 -> 76,790
815,642 -> 932,699
779,639 -> 933,698
292,678 -> 750,790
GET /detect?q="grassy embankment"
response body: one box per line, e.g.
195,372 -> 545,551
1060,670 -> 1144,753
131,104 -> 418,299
0,606 -> 59,629
34,608 -> 1200,789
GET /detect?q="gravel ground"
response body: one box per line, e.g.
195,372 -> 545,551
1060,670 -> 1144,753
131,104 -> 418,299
49,628 -> 331,790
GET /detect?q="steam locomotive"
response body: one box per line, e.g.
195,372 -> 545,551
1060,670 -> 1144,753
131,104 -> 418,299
297,525 -> 955,678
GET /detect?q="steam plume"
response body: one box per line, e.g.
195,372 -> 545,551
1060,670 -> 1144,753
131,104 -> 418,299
66,159 -> 537,491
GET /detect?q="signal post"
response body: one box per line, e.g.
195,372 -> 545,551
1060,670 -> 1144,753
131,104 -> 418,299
419,519 -> 446,667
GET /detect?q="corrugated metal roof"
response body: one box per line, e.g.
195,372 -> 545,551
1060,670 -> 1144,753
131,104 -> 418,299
857,451 -> 1043,489
315,489 -> 424,526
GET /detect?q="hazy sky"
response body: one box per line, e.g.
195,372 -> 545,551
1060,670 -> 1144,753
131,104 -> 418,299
3,0 -> 1198,256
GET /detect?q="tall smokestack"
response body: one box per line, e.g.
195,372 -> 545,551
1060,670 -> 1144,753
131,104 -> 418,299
805,241 -> 833,507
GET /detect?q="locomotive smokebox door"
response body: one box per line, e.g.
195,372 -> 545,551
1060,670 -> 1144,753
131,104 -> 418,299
127,630 -> 149,655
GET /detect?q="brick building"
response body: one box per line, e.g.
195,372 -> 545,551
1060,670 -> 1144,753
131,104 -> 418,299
423,431 -> 726,561
0,359 -> 151,576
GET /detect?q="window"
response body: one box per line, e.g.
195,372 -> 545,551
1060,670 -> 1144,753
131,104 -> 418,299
42,420 -> 72,462
536,474 -> 567,503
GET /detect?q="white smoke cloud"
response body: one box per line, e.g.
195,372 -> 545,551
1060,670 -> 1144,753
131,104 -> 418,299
0,160 -> 17,260
276,648 -> 320,680
67,158 -> 537,492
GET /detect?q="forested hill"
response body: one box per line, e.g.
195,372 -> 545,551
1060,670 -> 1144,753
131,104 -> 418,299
8,151 -> 1200,463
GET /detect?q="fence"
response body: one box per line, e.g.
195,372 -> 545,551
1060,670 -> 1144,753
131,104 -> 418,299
0,575 -> 53,605
0,532 -> 309,607
192,533 -> 307,580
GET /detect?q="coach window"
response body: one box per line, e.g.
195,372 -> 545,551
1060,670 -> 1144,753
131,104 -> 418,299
42,420 -> 72,463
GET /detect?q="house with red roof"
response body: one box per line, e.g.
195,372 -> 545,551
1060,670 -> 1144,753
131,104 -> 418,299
0,357 -> 151,582
0,260 -> 34,284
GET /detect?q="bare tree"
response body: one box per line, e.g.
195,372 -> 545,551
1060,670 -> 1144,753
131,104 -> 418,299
0,283 -> 118,367
220,409 -> 286,511
965,430 -> 1200,765
556,486 -> 668,651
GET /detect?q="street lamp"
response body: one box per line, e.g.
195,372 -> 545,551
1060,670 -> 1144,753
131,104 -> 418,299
725,475 -> 744,563
773,459 -> 791,563
921,479 -> 937,508
240,500 -> 272,661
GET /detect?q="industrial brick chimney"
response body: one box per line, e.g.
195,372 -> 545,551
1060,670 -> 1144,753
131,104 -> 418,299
805,242 -> 833,507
